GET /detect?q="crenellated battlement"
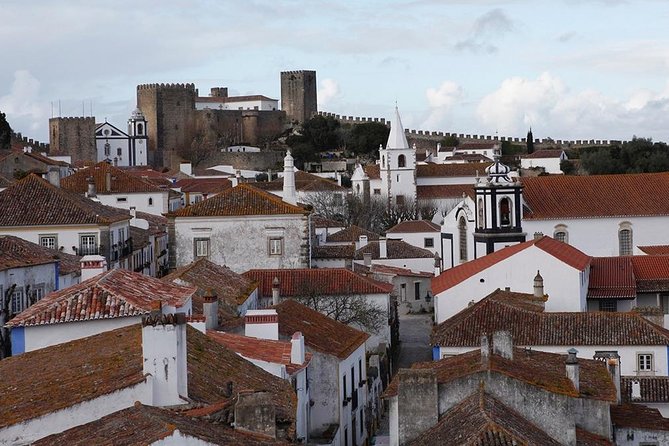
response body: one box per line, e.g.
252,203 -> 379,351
48,116 -> 95,122
137,83 -> 196,91
281,70 -> 316,75
11,131 -> 50,151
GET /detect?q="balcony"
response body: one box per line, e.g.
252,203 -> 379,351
76,245 -> 102,256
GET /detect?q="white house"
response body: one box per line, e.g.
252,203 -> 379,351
0,174 -> 132,270
385,219 -> 441,256
61,161 -> 170,216
196,87 -> 279,111
520,148 -> 567,174
273,299 -> 369,446
6,266 -> 196,355
94,109 -> 148,166
169,183 -> 311,273
432,235 -> 591,323
356,263 -> 434,314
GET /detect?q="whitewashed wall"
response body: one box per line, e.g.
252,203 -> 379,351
94,192 -> 169,216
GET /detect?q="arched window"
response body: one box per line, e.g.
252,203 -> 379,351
619,222 -> 633,255
477,198 -> 484,229
398,154 -> 406,168
355,184 -> 360,194
499,197 -> 511,227
382,155 -> 385,167
148,197 -> 154,206
553,225 -> 568,244
459,216 -> 468,262
137,123 -> 144,135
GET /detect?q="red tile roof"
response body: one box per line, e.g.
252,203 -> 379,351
610,403 -> 669,431
176,177 -> 233,194
135,210 -> 168,236
311,214 -> 346,229
326,225 -> 380,242
254,171 -> 346,192
0,174 -> 131,226
356,263 -> 433,278
0,235 -> 60,271
273,299 -> 369,358
207,331 -> 312,374
354,240 -> 435,260
433,236 -> 591,294
576,428 -> 613,446
431,289 -> 669,347
521,149 -> 564,159
386,219 -> 440,233
639,245 -> 669,255
243,268 -> 393,297
8,269 -> 196,327
409,390 -> 562,446
61,161 -> 164,194
312,244 -> 356,259
0,173 -> 12,188
170,183 -> 308,217
197,94 -> 277,103
622,376 -> 669,403
587,257 -> 637,299
417,162 -> 491,178
416,184 -> 475,200
363,164 -> 380,180
385,347 -> 616,402
521,172 -> 669,219
35,404 -> 291,445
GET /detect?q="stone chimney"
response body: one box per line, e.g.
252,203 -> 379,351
533,232 -> 544,240
633,306 -> 664,326
105,170 -> 112,193
235,391 -> 276,438
398,369 -> 438,445
363,252 -> 372,267
129,206 -> 137,219
379,237 -> 388,259
631,381 -> 641,400
480,334 -> 490,368
202,290 -> 219,330
492,331 -> 513,360
533,270 -> 544,298
434,252 -> 441,276
565,348 -> 580,392
282,150 -> 297,205
86,176 -> 96,198
47,166 -> 60,188
272,277 -> 281,306
142,313 -> 188,406
245,309 -> 279,340
291,332 -> 305,365
80,255 -> 107,281
608,356 -> 622,403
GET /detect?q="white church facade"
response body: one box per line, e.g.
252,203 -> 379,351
95,108 -> 148,166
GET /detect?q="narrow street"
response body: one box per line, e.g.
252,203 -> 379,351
396,312 -> 433,369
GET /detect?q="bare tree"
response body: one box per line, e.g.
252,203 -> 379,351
0,284 -> 16,359
292,280 -> 385,333
178,133 -> 218,168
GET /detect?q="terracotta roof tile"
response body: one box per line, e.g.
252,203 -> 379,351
0,174 -> 130,226
431,289 -> 669,347
197,94 -> 277,103
243,268 -> 393,297
521,172 -> 669,219
0,173 -> 12,188
273,299 -> 369,359
176,177 -> 233,194
354,240 -> 434,260
61,161 -> 164,194
521,149 -> 565,159
639,245 -> 669,255
576,428 -> 613,446
587,257 -> 637,299
358,263 -> 433,278
610,403 -> 669,431
312,244 -> 356,259
409,390 -> 562,446
207,331 -> 312,374
170,184 -> 308,217
8,269 -> 196,327
416,184 -> 475,200
386,220 -> 440,233
326,225 -> 380,242
432,236 -> 591,294
35,404 -> 290,445
363,164 -> 380,180
385,347 -> 616,402
135,210 -> 168,236
311,214 -> 346,229
417,162 -> 491,178
621,376 -> 669,403
0,235 -> 60,271
254,171 -> 346,192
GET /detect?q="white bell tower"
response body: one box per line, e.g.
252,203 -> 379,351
379,107 -> 416,207
128,108 -> 148,166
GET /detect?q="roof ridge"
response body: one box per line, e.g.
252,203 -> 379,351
240,182 -> 305,212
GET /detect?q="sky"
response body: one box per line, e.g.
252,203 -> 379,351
2,0 -> 669,144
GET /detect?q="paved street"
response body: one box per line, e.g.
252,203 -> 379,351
396,312 -> 433,369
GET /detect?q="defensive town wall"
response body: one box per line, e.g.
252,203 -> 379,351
10,132 -> 50,152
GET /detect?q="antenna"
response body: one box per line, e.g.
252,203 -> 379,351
58,100 -> 61,117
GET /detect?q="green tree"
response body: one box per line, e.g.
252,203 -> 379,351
526,128 -> 534,154
0,111 -> 12,151
346,122 -> 390,156
560,159 -> 576,175
580,137 -> 669,175
439,134 -> 460,148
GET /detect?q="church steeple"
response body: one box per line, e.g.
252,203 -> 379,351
386,106 -> 410,150
378,106 -> 416,207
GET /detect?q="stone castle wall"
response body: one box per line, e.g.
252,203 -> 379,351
281,70 -> 317,124
10,132 -> 50,152
48,117 -> 96,163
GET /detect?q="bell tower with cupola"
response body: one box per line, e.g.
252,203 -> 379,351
128,108 -> 148,166
473,154 -> 525,256
379,106 -> 416,207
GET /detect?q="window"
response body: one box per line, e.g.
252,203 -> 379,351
599,300 -> 617,312
116,197 -> 127,203
137,123 -> 144,135
117,148 -> 122,156
459,216 -> 468,262
424,238 -> 434,248
360,411 -> 364,435
553,225 -> 568,244
477,198 -> 484,229
499,198 -> 511,227
39,234 -> 58,250
619,223 -> 633,256
400,283 -> 406,302
33,285 -> 45,302
194,238 -> 210,258
11,288 -> 24,314
343,374 -> 347,401
396,195 -> 405,206
373,189 -> 381,195
119,227 -> 126,243
414,282 -> 421,300
269,238 -> 283,256
637,353 -> 653,372
398,154 -> 406,168
79,234 -> 98,255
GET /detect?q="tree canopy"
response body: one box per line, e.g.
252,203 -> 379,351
346,122 -> 390,156
580,137 -> 669,175
0,111 -> 12,151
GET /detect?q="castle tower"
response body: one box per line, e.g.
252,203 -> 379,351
128,108 -> 148,166
379,107 -> 416,207
280,71 -> 317,124
136,83 -> 197,168
48,117 -> 96,163
473,154 -> 525,256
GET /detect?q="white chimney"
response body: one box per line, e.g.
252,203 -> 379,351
105,170 -> 112,193
357,235 -> 368,250
180,162 -> 193,176
282,151 -> 297,205
533,270 -> 544,298
291,332 -> 305,365
142,313 -> 188,406
245,309 -> 279,340
631,381 -> 641,400
272,276 -> 281,306
86,176 -> 96,198
565,348 -> 579,392
80,255 -> 107,281
379,237 -> 388,259
363,252 -> 372,267
203,291 -> 219,330
47,166 -> 60,188
130,206 -> 137,218
434,252 -> 441,276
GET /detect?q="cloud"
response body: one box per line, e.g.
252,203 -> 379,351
455,9 -> 514,53
0,70 -> 50,134
422,81 -> 464,128
476,72 -> 669,140
318,79 -> 341,106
